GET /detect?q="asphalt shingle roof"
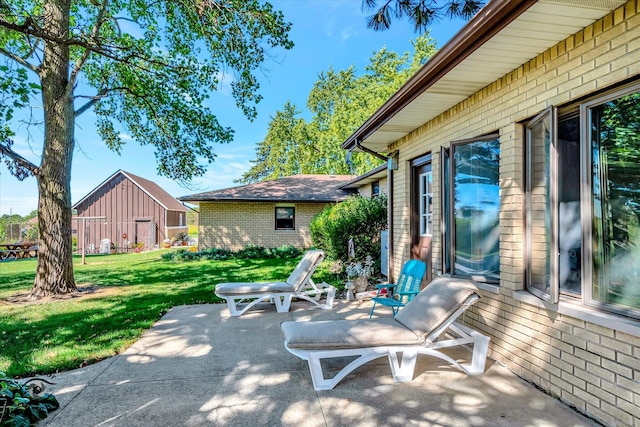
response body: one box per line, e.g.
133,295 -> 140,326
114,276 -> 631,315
179,174 -> 356,203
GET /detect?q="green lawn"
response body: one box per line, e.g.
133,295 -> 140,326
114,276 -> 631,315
0,250 -> 326,378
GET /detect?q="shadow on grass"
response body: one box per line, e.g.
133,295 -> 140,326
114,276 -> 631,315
0,254 -> 302,377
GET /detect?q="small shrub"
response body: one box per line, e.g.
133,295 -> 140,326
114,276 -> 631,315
0,372 -> 59,426
310,194 -> 387,271
160,245 -> 302,262
272,245 -> 301,258
236,245 -> 271,259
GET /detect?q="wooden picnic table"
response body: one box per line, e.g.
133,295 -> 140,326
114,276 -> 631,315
0,243 -> 38,261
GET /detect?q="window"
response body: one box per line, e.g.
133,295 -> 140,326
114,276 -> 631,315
411,154 -> 433,283
585,88 -> 640,316
442,136 -> 500,283
275,206 -> 295,230
412,155 -> 433,237
419,170 -> 433,236
371,181 -> 380,197
525,83 -> 640,318
525,107 -> 558,302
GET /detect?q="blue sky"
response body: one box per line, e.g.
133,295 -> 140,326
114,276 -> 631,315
0,1 -> 467,216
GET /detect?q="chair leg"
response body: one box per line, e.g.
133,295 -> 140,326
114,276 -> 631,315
369,301 -> 377,318
324,286 -> 336,309
273,294 -> 293,313
388,348 -> 418,382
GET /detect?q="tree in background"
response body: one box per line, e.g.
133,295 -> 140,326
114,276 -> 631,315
0,0 -> 292,298
240,102 -> 313,183
0,210 -> 37,242
362,0 -> 484,32
239,34 -> 437,183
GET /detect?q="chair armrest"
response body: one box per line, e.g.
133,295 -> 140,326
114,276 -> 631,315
375,283 -> 396,290
396,290 -> 419,297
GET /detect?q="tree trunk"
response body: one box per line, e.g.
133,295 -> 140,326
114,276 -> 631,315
30,0 -> 77,298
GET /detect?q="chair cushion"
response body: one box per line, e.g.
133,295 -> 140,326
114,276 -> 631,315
286,250 -> 325,291
394,277 -> 479,340
281,318 -> 421,350
215,281 -> 295,296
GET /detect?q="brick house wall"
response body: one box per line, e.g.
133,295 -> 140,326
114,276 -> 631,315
388,4 -> 640,426
198,201 -> 333,251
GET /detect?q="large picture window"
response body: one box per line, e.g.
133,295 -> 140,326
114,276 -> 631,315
443,136 -> 500,283
585,89 -> 640,315
525,83 -> 640,318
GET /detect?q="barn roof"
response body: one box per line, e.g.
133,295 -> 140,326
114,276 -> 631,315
73,170 -> 187,212
179,174 -> 356,203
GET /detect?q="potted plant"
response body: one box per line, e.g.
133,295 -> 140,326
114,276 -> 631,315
345,255 -> 374,293
173,232 -> 188,246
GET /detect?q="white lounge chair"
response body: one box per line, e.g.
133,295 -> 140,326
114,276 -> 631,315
215,249 -> 335,316
281,277 -> 490,390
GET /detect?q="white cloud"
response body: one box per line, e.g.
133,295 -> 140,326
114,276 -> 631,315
341,26 -> 356,41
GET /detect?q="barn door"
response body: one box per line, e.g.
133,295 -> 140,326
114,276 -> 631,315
135,220 -> 155,250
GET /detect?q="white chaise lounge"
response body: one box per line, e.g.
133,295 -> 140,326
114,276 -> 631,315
281,277 -> 490,390
215,249 -> 335,316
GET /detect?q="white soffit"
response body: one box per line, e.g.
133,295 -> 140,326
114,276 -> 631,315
362,0 -> 627,152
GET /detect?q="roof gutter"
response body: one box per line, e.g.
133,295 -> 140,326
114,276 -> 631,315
341,0 -> 538,151
354,139 -> 387,161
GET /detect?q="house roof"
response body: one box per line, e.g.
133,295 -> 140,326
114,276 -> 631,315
340,164 -> 387,191
73,170 -> 188,212
179,174 -> 356,203
342,0 -> 627,153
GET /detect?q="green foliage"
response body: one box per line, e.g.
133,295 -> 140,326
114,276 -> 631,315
310,195 -> 387,269
0,373 -> 59,426
1,0 -> 294,182
361,0 -> 484,32
161,245 -> 302,262
238,34 -> 437,183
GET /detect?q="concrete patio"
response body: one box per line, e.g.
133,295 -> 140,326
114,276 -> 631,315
40,299 -> 598,426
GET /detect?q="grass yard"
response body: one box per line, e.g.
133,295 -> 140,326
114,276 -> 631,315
0,250 -> 327,378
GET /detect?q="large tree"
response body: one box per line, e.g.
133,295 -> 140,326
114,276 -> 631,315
239,34 -> 437,183
362,0 -> 484,31
0,0 -> 293,298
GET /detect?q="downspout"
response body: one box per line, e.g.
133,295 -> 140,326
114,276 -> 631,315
355,140 -> 395,283
386,156 -> 395,284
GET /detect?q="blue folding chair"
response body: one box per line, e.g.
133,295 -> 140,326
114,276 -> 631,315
369,259 -> 426,318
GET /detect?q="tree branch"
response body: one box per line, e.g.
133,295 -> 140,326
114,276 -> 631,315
0,140 -> 40,176
0,46 -> 39,73
74,88 -> 110,117
0,16 -> 171,72
69,0 -> 110,92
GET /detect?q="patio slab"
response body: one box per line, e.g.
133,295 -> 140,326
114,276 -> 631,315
39,300 -> 598,427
